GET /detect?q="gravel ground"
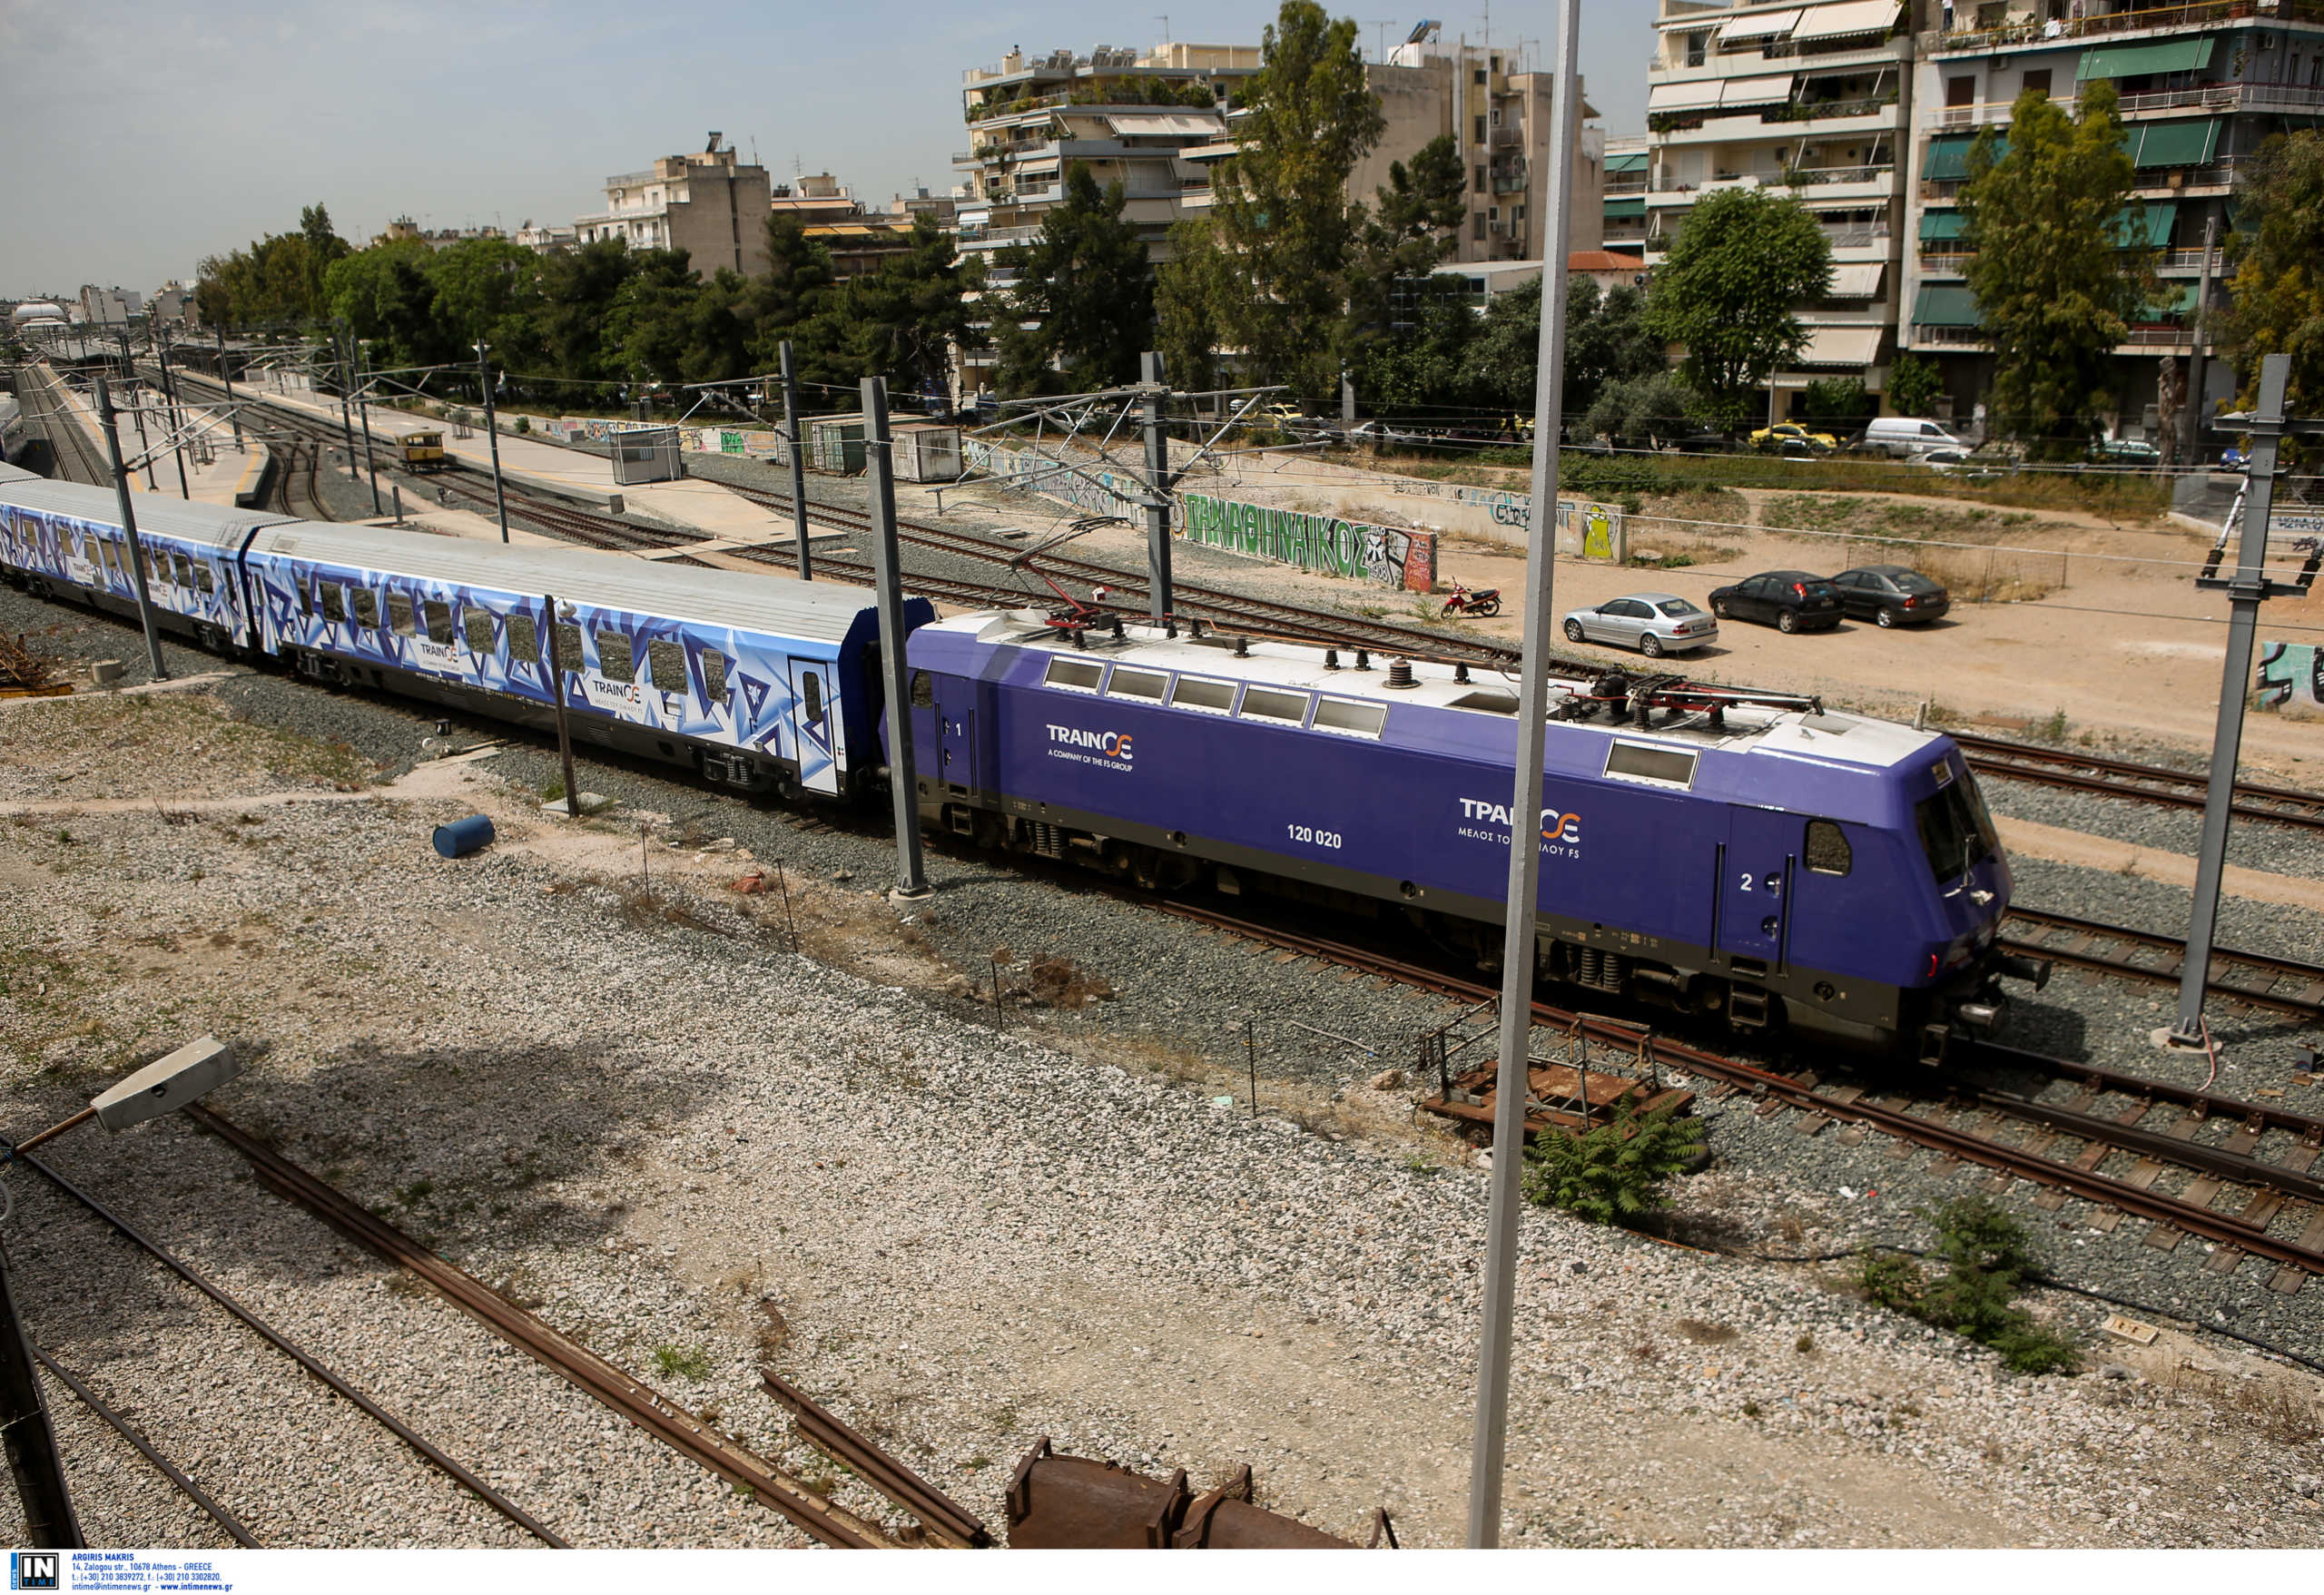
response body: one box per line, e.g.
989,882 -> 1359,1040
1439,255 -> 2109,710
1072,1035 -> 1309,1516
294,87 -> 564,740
1982,773 -> 2324,884
3,574 -> 2321,1547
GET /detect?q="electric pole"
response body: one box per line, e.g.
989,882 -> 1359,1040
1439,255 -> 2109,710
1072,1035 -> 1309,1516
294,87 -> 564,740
477,342 -> 511,544
862,377 -> 929,900
331,319 -> 361,489
782,340 -> 812,580
95,376 -> 170,683
1139,351 -> 1175,623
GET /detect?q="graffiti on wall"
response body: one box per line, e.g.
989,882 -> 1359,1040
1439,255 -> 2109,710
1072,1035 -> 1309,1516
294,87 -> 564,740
962,439 -> 1144,519
1178,493 -> 1435,592
1380,478 -> 1626,562
2260,642 -> 2324,711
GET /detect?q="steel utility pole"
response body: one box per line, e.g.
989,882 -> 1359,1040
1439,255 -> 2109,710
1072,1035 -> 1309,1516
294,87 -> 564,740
95,376 -> 170,683
1469,0 -> 1581,1550
781,340 -> 812,580
543,592 -> 582,817
861,376 -> 930,900
2180,212 -> 2222,470
2171,352 -> 2320,1045
217,325 -> 242,448
351,340 -> 382,517
331,319 -> 361,488
154,337 -> 191,500
1139,351 -> 1175,623
477,342 -> 512,544
0,1246 -> 83,1549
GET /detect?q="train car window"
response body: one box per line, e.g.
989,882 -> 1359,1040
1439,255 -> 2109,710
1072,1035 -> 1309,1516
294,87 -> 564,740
194,564 -> 215,596
1914,780 -> 1995,882
98,541 -> 123,581
1604,741 -> 1698,788
1311,697 -> 1388,738
1105,667 -> 1168,701
506,613 -> 539,665
646,639 -> 689,693
170,552 -> 195,589
387,593 -> 418,636
1168,675 -> 1236,714
320,582 -> 344,623
595,631 -> 635,683
1043,657 -> 1106,693
550,621 -> 584,674
350,587 -> 379,629
909,669 -> 934,708
463,609 -> 497,655
1805,820 -> 1852,875
699,648 -> 731,706
422,600 -> 456,645
1238,686 -> 1309,724
802,671 -> 825,725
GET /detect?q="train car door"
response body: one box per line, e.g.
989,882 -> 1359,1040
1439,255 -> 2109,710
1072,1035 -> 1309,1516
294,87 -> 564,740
933,674 -> 976,792
787,656 -> 843,794
1718,806 -> 1799,972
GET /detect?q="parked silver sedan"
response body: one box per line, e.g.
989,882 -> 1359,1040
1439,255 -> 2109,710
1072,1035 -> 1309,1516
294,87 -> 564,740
1561,592 -> 1719,657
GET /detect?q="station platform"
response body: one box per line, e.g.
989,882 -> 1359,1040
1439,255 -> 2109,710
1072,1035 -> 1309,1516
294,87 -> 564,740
41,372 -> 266,510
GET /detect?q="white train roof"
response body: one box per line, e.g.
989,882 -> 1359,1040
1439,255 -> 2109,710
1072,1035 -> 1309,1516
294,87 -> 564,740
926,610 -> 1945,773
249,521 -> 881,645
0,476 -> 297,549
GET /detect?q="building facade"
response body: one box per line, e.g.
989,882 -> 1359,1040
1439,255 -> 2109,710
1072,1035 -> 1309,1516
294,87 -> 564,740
1645,0 -> 1915,422
1900,0 -> 2324,446
78,285 -> 143,325
575,135 -> 772,278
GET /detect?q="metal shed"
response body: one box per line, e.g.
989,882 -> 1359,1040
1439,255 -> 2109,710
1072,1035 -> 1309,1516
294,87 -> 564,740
891,422 -> 964,483
807,414 -> 867,476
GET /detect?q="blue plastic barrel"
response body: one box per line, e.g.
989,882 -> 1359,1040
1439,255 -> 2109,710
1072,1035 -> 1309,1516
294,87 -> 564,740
431,814 -> 497,859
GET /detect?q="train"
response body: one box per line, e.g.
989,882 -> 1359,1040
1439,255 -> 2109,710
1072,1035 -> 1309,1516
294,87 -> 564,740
0,472 -> 2043,1060
398,431 -> 449,473
0,397 -> 25,467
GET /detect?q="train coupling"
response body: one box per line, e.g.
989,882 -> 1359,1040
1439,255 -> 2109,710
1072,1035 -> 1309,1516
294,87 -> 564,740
1995,952 -> 2053,989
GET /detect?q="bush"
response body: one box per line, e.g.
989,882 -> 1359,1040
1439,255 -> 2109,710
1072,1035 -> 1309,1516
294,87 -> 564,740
1521,1100 -> 1706,1226
1800,376 -> 1876,432
1887,352 -> 1944,418
1855,1196 -> 2080,1375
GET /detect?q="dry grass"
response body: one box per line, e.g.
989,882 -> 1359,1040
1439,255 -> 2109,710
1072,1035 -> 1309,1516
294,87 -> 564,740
2149,1356 -> 2324,1447
1764,492 -> 2038,546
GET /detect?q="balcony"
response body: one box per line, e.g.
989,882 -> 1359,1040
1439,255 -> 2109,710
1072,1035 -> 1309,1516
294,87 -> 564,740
2157,247 -> 2222,271
1925,80 -> 2324,131
1932,0 -> 2324,54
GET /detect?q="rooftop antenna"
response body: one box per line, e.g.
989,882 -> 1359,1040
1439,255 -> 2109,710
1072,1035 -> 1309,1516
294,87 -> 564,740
1371,18 -> 1394,61
1155,13 -> 1169,47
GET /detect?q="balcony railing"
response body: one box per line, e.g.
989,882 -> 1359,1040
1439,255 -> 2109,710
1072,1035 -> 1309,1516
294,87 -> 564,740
1911,325 -> 1989,346
1933,0 -> 2324,54
1606,176 -> 1649,194
1924,155 -> 2244,201
1780,162 -> 1896,186
1925,80 -> 2324,130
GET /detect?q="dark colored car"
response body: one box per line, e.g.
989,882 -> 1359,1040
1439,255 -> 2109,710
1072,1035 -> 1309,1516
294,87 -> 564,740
1828,565 -> 1951,628
1709,570 -> 1845,634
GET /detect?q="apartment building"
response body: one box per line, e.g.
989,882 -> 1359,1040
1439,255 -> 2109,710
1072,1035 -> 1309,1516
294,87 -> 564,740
1901,0 -> 2324,444
574,134 -> 772,278
1645,0 -> 1915,421
953,43 -> 1262,267
1605,133 -> 1651,252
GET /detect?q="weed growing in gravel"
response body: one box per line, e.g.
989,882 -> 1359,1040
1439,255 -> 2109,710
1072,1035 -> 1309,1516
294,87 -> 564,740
654,1344 -> 714,1381
1520,1101 -> 1705,1226
1856,1196 -> 2081,1375
2038,707 -> 2070,742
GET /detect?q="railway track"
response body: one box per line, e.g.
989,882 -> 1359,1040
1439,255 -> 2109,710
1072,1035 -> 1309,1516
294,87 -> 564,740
186,1105 -> 984,1550
1152,901 -> 2324,1291
2002,906 -> 2324,1023
21,365 -> 109,487
1952,731 -> 2324,835
2,1130 -> 566,1547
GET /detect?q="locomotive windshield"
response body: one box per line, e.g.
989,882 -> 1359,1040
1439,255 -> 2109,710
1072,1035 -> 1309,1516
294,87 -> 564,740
1915,765 -> 2000,882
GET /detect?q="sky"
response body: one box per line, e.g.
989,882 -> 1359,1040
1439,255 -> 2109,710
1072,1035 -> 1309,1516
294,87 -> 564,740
0,1 -> 1658,297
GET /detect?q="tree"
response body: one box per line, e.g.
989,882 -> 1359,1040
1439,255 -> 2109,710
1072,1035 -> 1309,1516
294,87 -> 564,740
1800,375 -> 1876,431
1585,372 -> 1703,448
1886,350 -> 1944,418
196,203 -> 351,328
2218,128 -> 2324,417
1351,280 -> 1478,415
300,204 -> 352,319
991,162 -> 1154,397
1156,1 -> 1384,405
1464,275 -> 1667,421
838,215 -> 977,401
534,238 -> 644,384
1345,133 -> 1467,355
1959,81 -> 2155,459
1640,188 -> 1831,431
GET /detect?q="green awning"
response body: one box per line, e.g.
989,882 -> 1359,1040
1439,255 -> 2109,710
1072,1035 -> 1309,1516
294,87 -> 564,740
1913,283 -> 1982,327
1919,209 -> 1966,241
2128,118 -> 2220,166
2139,281 -> 2201,319
1923,133 -> 2003,182
1605,151 -> 1649,173
1604,196 -> 1647,218
2075,36 -> 2216,81
2112,200 -> 2176,247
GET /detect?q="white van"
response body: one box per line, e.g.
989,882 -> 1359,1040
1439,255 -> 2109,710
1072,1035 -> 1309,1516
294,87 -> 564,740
1859,417 -> 1966,458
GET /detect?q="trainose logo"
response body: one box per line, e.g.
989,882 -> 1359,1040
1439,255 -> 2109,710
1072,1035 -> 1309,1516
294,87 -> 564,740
1048,724 -> 1133,762
1460,797 -> 1582,843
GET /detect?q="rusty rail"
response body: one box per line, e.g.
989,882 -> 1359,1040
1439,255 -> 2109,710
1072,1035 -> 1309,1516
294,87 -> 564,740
184,1105 -> 895,1549
760,1371 -> 990,1547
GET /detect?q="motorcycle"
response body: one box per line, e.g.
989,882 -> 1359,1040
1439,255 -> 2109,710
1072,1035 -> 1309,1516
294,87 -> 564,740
1439,582 -> 1502,619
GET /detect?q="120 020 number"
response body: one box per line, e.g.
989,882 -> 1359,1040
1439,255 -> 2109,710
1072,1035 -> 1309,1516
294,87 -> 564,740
1286,823 -> 1343,849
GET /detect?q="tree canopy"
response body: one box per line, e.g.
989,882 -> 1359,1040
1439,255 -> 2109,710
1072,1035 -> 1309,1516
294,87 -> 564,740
992,163 -> 1154,396
195,203 -> 353,327
1640,188 -> 1831,431
1959,81 -> 2154,458
2219,127 -> 2324,417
